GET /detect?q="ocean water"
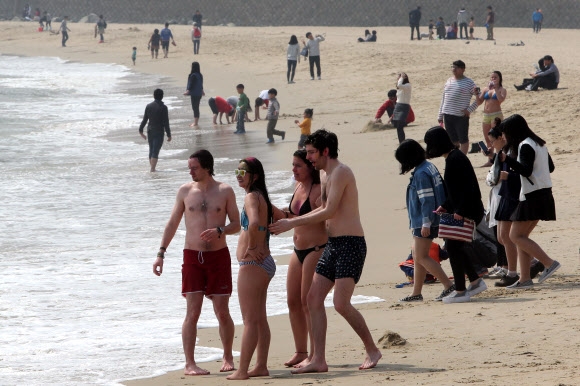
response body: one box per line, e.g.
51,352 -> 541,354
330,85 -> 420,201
0,55 -> 381,386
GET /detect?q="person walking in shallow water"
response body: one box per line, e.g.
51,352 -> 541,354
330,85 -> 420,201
184,61 -> 204,127
153,149 -> 240,375
60,16 -> 70,47
139,89 -> 171,172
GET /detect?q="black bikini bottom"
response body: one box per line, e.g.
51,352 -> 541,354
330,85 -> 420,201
294,244 -> 326,264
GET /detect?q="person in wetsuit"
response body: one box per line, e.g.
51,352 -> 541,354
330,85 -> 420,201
272,150 -> 327,368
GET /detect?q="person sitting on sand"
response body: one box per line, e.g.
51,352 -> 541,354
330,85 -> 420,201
514,55 -> 559,91
270,129 -> 382,374
358,29 -> 377,42
374,89 -> 415,126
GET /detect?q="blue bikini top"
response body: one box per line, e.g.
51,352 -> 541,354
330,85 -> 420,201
483,91 -> 498,100
241,207 -> 268,232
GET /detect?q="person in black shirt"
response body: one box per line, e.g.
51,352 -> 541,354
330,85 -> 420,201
139,89 -> 172,172
425,126 -> 486,304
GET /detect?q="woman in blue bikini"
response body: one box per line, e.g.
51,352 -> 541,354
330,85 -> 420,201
476,70 -> 506,166
274,150 -> 327,368
228,157 -> 275,380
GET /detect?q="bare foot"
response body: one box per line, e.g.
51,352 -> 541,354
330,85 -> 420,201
184,364 -> 210,376
189,123 -> 199,128
293,357 -> 311,368
359,349 -> 382,370
226,369 -> 249,380
284,352 -> 308,367
290,361 -> 328,374
247,365 -> 269,377
220,357 -> 235,372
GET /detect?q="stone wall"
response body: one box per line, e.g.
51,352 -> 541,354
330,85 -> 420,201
1,0 -> 578,29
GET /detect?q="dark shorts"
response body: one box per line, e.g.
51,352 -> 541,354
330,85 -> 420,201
443,114 -> 470,144
315,236 -> 367,284
298,134 -> 309,148
148,132 -> 164,159
208,97 -> 218,114
150,44 -> 159,52
182,247 -> 232,297
161,40 -> 169,50
412,226 -> 439,239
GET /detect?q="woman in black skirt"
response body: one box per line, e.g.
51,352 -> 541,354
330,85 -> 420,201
499,114 -> 560,289
487,125 -> 520,287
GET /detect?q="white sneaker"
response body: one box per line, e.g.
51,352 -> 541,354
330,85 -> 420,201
466,278 -> 488,296
525,85 -> 532,91
442,290 -> 471,304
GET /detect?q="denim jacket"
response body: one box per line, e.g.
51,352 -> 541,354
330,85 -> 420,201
406,161 -> 446,229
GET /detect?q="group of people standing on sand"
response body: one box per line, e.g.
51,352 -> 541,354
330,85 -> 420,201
388,58 -> 560,304
151,129 -> 382,379
411,5 -> 493,41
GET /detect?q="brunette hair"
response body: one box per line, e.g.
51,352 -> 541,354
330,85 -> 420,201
240,157 -> 272,223
305,129 -> 339,159
190,149 -> 214,175
293,149 -> 320,184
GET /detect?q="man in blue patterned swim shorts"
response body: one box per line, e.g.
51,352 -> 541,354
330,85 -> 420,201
270,129 -> 382,374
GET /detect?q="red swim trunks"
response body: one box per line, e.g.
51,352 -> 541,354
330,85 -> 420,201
182,247 -> 232,297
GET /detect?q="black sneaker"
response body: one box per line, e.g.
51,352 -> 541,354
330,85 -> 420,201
435,284 -> 456,301
495,274 -> 519,287
530,261 -> 545,279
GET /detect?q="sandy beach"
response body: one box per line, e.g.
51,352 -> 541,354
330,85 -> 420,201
3,22 -> 580,385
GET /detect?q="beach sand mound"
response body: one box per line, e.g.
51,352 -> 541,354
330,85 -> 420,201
378,330 -> 407,348
361,120 -> 394,133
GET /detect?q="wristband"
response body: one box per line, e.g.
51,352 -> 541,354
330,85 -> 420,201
157,252 -> 165,259
159,246 -> 167,251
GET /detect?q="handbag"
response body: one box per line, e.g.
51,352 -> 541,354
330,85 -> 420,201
438,213 -> 475,242
300,46 -> 309,58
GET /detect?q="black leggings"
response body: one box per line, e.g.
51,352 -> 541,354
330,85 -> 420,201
287,60 -> 297,82
446,239 -> 480,291
309,56 -> 321,78
190,95 -> 202,118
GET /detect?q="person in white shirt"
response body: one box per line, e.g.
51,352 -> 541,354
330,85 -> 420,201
287,35 -> 300,84
302,32 -> 325,80
392,72 -> 412,143
254,89 -> 270,121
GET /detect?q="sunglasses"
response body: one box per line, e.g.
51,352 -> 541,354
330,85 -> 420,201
234,169 -> 248,177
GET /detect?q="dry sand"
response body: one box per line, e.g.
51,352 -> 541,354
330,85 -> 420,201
3,22 -> 580,385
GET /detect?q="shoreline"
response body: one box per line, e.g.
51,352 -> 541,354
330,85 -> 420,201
3,22 -> 580,385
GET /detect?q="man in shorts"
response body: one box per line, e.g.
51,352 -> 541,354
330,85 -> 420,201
160,22 -> 175,58
139,89 -> 171,172
437,60 -> 480,154
153,149 -> 240,375
270,129 -> 382,374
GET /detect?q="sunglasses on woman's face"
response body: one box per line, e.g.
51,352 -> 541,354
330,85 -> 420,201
234,169 -> 247,177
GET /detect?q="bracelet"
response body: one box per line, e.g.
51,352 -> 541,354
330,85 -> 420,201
159,246 -> 167,251
157,252 -> 165,259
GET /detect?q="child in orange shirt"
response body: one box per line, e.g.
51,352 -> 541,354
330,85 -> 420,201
294,108 -> 313,149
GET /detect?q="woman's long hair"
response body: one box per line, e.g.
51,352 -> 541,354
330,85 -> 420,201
241,157 -> 273,223
294,149 -> 320,184
190,61 -> 200,74
499,114 -> 545,157
289,35 -> 298,45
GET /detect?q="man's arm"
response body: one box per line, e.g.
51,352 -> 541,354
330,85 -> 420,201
163,105 -> 171,140
139,105 -> 149,138
153,187 -> 186,275
223,186 -> 241,235
270,168 -> 348,233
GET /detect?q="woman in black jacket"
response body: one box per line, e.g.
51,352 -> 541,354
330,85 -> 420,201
424,126 -> 486,303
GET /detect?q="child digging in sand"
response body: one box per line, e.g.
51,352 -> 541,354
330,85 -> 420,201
295,108 -> 313,149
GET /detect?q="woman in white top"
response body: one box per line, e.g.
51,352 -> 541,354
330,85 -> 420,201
499,114 -> 560,289
392,72 -> 412,143
287,35 -> 300,84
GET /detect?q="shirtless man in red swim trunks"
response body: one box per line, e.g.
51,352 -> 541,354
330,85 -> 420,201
153,149 -> 241,375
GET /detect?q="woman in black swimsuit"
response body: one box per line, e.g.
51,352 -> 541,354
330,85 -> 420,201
273,149 -> 327,368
